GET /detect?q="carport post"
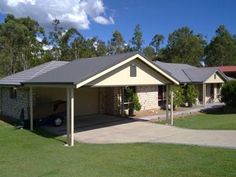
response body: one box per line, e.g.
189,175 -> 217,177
202,84 -> 206,106
66,88 -> 71,145
29,87 -> 33,131
165,85 -> 169,122
70,88 -> 74,146
170,89 -> 174,126
121,87 -> 125,116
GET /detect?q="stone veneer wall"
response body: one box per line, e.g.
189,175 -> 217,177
1,87 -> 29,120
136,86 -> 159,111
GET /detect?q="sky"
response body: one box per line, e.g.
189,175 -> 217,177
0,0 -> 236,46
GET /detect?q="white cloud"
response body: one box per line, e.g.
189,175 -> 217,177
0,0 -> 114,30
94,16 -> 114,25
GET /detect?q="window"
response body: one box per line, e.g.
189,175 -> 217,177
214,74 -> 217,79
130,63 -> 137,77
10,88 -> 17,99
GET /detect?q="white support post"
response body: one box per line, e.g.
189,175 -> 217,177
29,87 -> 33,131
170,89 -> 174,126
121,87 -> 125,116
213,84 -> 217,103
165,85 -> 169,122
202,84 -> 206,106
70,88 -> 74,146
66,88 -> 71,145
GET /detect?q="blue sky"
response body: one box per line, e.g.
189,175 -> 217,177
0,0 -> 236,46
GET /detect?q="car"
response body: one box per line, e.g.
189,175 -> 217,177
33,100 -> 66,127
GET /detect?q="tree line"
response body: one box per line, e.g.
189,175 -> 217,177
0,14 -> 236,77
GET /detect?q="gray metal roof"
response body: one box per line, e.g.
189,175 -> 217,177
155,61 -> 197,83
24,52 -> 142,85
0,61 -> 68,86
183,67 -> 219,83
155,61 -> 228,83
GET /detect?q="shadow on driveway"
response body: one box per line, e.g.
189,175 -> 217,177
40,114 -> 142,136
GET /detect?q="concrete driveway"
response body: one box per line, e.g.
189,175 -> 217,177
74,120 -> 236,149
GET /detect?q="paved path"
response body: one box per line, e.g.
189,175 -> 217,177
139,103 -> 225,121
75,121 -> 236,149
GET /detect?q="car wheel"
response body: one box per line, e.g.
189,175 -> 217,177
53,116 -> 63,127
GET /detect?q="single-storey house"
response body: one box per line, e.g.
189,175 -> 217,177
155,61 -> 228,106
0,52 -> 179,146
0,52 -> 229,146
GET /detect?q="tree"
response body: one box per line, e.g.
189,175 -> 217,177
130,24 -> 144,51
221,80 -> 236,107
150,34 -> 164,53
162,27 -> 206,65
48,19 -> 64,61
94,39 -> 107,56
205,25 -> 236,66
60,28 -> 84,60
143,46 -> 155,59
108,30 -> 125,54
0,14 -> 44,76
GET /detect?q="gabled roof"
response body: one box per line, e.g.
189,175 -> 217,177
0,61 -> 68,86
155,61 -> 228,83
183,67 -> 220,83
155,61 -> 197,83
24,52 -> 179,87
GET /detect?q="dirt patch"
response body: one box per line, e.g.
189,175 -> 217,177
132,109 -> 165,118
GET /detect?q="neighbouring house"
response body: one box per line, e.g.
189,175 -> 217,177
218,66 -> 236,79
0,52 -> 179,146
155,61 -> 229,106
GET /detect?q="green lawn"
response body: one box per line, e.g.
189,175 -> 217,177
0,121 -> 236,177
174,113 -> 236,130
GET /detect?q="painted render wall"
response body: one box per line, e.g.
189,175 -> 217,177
88,60 -> 169,87
136,86 -> 159,111
0,87 -> 29,120
205,73 -> 224,84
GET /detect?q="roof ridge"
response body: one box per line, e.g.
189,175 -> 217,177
182,69 -> 193,82
31,61 -> 56,78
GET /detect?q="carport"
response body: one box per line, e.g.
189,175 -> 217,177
24,52 -> 179,146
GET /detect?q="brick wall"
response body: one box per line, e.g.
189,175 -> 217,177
99,87 -> 122,115
1,87 -> 29,120
136,86 -> 159,110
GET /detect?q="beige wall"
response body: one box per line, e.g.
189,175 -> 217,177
88,60 -> 169,87
74,87 -> 99,116
205,73 -> 224,83
35,87 -> 99,116
35,87 -> 66,105
136,86 -> 159,110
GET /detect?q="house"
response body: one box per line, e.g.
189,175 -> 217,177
155,61 -> 228,106
0,52 -> 179,146
218,66 -> 236,79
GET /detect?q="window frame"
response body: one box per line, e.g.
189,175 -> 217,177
130,63 -> 137,77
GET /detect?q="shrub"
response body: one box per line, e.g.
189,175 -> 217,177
132,93 -> 141,111
221,80 -> 236,107
124,87 -> 141,111
185,84 -> 198,106
170,85 -> 185,108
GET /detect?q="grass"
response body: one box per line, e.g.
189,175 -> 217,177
173,112 -> 236,130
0,121 -> 236,177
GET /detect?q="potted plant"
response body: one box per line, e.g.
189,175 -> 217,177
124,87 -> 141,116
128,92 -> 141,116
